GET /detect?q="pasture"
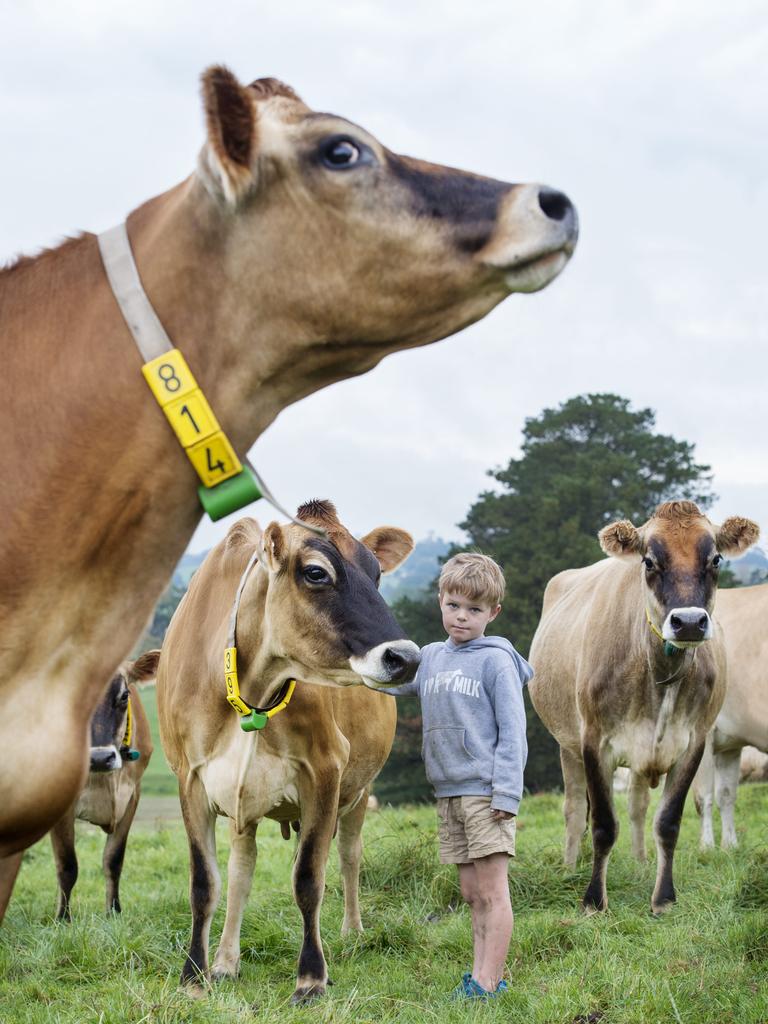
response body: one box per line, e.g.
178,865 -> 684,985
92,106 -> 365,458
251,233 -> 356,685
2,688 -> 767,1024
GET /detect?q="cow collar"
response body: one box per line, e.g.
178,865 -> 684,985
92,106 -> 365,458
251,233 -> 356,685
120,696 -> 140,761
97,222 -> 323,532
644,605 -> 696,686
224,551 -> 297,732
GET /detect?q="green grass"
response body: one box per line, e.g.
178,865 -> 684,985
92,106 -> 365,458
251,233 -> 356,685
3,783 -> 768,1023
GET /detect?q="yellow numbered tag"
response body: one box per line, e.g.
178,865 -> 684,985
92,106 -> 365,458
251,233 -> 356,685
163,389 -> 220,448
187,433 -> 242,487
224,647 -> 251,716
142,349 -> 197,407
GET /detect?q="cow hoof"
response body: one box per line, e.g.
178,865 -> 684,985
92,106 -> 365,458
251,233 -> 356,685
211,966 -> 239,982
181,982 -> 208,1000
291,983 -> 326,1004
651,898 -> 676,916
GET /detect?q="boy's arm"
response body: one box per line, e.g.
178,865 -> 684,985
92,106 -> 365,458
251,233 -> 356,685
372,678 -> 420,697
489,667 -> 528,815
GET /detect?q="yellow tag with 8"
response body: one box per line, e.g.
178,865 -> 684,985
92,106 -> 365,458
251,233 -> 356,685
187,433 -> 242,487
163,389 -> 220,448
224,647 -> 251,716
142,349 -> 197,407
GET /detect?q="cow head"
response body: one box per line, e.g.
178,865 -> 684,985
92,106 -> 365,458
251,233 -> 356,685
88,651 -> 160,772
255,500 -> 419,687
599,502 -> 759,648
195,67 -> 577,361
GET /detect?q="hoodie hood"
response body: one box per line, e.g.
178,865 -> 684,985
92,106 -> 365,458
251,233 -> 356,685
445,635 -> 533,686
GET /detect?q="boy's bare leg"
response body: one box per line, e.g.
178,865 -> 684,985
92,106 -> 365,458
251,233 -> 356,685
461,853 -> 512,992
458,863 -> 483,977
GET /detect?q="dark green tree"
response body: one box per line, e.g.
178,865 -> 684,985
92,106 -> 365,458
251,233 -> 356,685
385,394 -> 714,797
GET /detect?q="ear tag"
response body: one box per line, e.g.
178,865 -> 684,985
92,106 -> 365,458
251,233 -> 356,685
122,749 -> 141,761
240,710 -> 269,732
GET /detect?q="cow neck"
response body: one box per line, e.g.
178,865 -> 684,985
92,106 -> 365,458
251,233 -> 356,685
97,216 -> 320,531
644,606 -> 696,687
224,552 -> 296,732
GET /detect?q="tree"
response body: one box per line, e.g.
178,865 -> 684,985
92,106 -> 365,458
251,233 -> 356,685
389,394 -> 714,795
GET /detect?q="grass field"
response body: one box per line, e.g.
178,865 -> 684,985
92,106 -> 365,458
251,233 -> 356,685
2,702 -> 768,1023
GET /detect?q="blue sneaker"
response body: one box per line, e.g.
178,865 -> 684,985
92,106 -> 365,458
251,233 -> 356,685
465,976 -> 508,999
449,972 -> 473,1000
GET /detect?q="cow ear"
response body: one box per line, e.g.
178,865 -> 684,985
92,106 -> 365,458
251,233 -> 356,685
360,527 -> 415,574
260,522 -> 285,572
130,649 -> 161,683
715,516 -> 760,556
201,65 -> 257,204
599,520 -> 643,560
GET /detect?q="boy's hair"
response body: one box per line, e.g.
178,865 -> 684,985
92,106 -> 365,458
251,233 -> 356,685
438,552 -> 505,607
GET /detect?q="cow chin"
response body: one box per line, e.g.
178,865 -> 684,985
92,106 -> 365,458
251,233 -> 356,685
502,249 -> 571,294
349,640 -> 421,688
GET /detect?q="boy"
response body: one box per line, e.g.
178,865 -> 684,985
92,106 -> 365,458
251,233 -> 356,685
378,552 -> 531,1000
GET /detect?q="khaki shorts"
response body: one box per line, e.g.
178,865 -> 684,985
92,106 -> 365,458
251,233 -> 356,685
436,795 -> 516,864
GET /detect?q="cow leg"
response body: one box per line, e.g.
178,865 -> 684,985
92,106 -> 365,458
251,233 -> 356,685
651,739 -> 704,914
561,748 -> 588,868
627,772 -> 651,862
582,739 -> 617,913
291,773 -> 341,1004
103,790 -> 139,914
714,748 -> 742,850
694,735 -> 716,850
50,810 -> 78,921
337,790 -> 368,935
211,820 -> 258,980
179,775 -> 220,992
0,851 -> 24,923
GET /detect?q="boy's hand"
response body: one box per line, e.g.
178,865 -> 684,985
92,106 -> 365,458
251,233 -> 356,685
490,809 -> 515,821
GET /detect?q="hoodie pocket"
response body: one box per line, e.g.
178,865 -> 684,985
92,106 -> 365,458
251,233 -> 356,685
424,727 -> 479,786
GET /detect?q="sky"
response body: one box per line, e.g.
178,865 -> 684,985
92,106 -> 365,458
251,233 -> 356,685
2,0 -> 766,554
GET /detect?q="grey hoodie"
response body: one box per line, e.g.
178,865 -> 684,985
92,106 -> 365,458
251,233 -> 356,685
381,636 -> 532,814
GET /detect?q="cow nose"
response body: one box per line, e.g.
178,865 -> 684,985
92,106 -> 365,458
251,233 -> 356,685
667,609 -> 711,643
538,187 -> 573,223
90,746 -> 120,773
383,643 -> 421,683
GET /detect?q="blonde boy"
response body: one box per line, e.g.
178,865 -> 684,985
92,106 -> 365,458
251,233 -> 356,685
379,552 -> 531,999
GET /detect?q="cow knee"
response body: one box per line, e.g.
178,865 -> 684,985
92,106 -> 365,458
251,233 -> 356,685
655,808 -> 680,848
593,819 -> 618,851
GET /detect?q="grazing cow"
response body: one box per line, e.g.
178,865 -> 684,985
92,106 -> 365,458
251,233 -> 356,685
157,501 -> 415,1002
0,64 -> 577,916
693,584 -> 768,849
50,652 -> 158,919
529,501 -> 759,914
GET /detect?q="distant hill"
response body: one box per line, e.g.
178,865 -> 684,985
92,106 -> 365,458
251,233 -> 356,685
726,546 -> 768,586
380,534 -> 451,603
173,550 -> 207,587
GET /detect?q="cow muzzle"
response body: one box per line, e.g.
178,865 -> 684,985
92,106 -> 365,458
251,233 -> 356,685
89,745 -> 121,773
350,640 -> 421,687
479,184 -> 579,294
661,607 -> 712,647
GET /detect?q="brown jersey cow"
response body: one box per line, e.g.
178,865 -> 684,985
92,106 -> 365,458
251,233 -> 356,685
529,502 -> 758,914
0,65 -> 576,917
157,501 -> 413,1002
49,652 -> 158,919
693,584 -> 768,849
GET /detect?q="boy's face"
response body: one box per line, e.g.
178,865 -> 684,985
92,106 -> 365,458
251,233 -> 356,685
439,590 -> 501,644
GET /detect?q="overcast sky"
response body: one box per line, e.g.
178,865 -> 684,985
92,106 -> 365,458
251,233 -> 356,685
3,0 -> 766,555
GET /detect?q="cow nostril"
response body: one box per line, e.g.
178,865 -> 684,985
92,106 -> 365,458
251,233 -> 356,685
383,647 -> 406,674
698,615 -> 709,632
670,615 -> 683,632
538,187 -> 572,222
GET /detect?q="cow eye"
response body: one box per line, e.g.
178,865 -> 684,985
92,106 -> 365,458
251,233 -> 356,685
712,554 -> 723,568
118,690 -> 129,705
642,557 -> 655,571
304,564 -> 331,585
321,138 -> 361,168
